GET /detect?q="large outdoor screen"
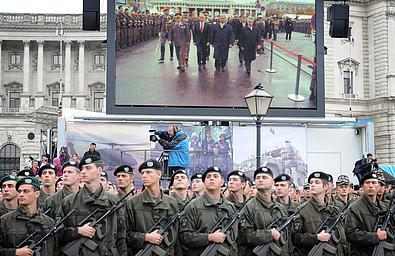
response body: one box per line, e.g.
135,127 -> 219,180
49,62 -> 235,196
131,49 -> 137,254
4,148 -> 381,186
107,0 -> 325,117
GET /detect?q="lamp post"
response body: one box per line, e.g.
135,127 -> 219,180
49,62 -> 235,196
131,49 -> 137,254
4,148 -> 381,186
244,83 -> 274,169
56,22 -> 64,116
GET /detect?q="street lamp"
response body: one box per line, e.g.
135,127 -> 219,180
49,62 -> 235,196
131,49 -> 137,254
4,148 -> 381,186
244,83 -> 274,169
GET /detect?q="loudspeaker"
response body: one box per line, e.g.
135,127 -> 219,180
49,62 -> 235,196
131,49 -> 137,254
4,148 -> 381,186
328,4 -> 349,38
83,0 -> 100,31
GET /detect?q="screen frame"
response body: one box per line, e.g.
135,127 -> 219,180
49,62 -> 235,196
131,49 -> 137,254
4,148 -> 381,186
106,0 -> 325,117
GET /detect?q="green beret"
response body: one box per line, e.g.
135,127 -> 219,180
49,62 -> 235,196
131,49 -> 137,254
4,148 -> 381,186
0,175 -> 20,187
16,177 -> 41,191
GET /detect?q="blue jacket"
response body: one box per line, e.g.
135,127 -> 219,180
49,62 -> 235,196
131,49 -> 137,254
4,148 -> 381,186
159,130 -> 190,168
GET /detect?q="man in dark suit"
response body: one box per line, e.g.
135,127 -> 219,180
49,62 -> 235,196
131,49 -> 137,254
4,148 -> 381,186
193,13 -> 211,70
234,15 -> 247,63
239,17 -> 261,75
210,14 -> 235,73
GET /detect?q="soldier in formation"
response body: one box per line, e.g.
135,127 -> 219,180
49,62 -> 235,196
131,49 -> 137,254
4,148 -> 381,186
116,6 -> 160,51
1,150 -> 395,256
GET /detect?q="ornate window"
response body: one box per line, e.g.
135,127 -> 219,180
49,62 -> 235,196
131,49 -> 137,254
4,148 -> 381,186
93,51 -> 106,70
46,82 -> 62,107
338,57 -> 359,99
88,82 -> 105,112
51,53 -> 64,70
4,81 -> 23,112
9,52 -> 22,70
0,143 -> 20,176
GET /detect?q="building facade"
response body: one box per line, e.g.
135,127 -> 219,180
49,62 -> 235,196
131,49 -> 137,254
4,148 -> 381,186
325,0 -> 395,164
0,13 -> 106,172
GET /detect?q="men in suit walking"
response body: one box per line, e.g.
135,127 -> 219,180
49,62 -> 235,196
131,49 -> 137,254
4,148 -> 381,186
210,14 -> 235,74
239,17 -> 261,75
193,13 -> 211,71
235,15 -> 247,63
169,13 -> 191,71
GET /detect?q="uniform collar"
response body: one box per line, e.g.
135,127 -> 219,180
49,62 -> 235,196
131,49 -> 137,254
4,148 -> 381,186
227,192 -> 246,204
15,206 -> 45,224
202,192 -> 225,206
362,193 -> 385,215
81,184 -> 110,207
310,196 -> 333,213
255,191 -> 278,209
142,189 -> 171,209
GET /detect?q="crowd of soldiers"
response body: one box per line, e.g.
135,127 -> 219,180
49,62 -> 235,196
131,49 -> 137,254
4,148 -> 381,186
116,5 -> 161,50
0,145 -> 394,256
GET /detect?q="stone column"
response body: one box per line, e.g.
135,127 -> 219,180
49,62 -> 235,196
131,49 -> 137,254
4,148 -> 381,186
78,41 -> 85,94
0,40 -> 2,95
388,16 -> 395,96
21,40 -> 30,110
23,40 -> 30,93
64,41 -> 71,93
36,41 -> 44,93
77,41 -> 85,109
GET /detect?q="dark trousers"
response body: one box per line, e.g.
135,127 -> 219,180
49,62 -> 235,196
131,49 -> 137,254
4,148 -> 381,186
196,43 -> 208,65
286,31 -> 292,40
244,60 -> 252,71
238,46 -> 244,62
160,44 -> 174,59
215,59 -> 227,70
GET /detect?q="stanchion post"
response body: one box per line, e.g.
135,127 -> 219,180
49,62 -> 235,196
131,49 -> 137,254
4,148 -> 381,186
288,54 -> 305,102
265,41 -> 277,73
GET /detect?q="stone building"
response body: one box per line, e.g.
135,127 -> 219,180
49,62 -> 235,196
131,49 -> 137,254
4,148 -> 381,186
0,13 -> 106,172
325,0 -> 395,164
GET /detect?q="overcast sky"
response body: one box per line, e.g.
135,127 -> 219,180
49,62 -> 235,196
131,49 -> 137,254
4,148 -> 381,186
0,0 -> 107,14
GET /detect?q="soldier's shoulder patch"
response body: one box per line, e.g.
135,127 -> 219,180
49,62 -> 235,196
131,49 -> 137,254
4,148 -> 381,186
293,221 -> 301,232
240,219 -> 247,228
180,217 -> 188,228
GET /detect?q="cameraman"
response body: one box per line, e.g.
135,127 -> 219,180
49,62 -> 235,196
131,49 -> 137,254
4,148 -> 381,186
157,125 -> 190,175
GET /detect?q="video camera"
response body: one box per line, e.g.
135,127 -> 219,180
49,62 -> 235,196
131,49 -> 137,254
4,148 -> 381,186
149,129 -> 169,142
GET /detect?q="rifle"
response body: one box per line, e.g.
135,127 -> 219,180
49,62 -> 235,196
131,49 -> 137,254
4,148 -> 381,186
372,189 -> 395,256
16,208 -> 52,248
307,200 -> 352,256
135,199 -> 192,256
200,199 -> 249,256
253,201 -> 308,256
62,189 -> 134,256
18,209 -> 76,256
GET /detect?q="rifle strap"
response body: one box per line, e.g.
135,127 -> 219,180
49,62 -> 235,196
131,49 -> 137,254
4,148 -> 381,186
383,241 -> 395,251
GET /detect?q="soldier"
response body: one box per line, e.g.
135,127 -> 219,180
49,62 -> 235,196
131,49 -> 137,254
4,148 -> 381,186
182,11 -> 192,63
57,155 -> 127,255
274,174 -> 300,256
158,8 -> 174,63
99,170 -> 110,192
335,175 -> 352,206
169,169 -> 191,208
179,166 -> 238,256
169,13 -> 191,71
125,160 -> 179,255
227,170 -> 248,209
37,163 -> 57,208
114,165 -> 136,201
191,172 -> 205,197
292,171 -> 348,256
124,8 -> 132,47
41,161 -> 80,219
345,167 -> 393,256
118,6 -> 128,49
116,5 -> 122,50
274,174 -> 299,214
301,182 -> 312,202
239,167 -> 288,256
0,174 -> 19,217
16,168 -> 35,178
210,14 -> 235,73
0,177 -> 55,256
